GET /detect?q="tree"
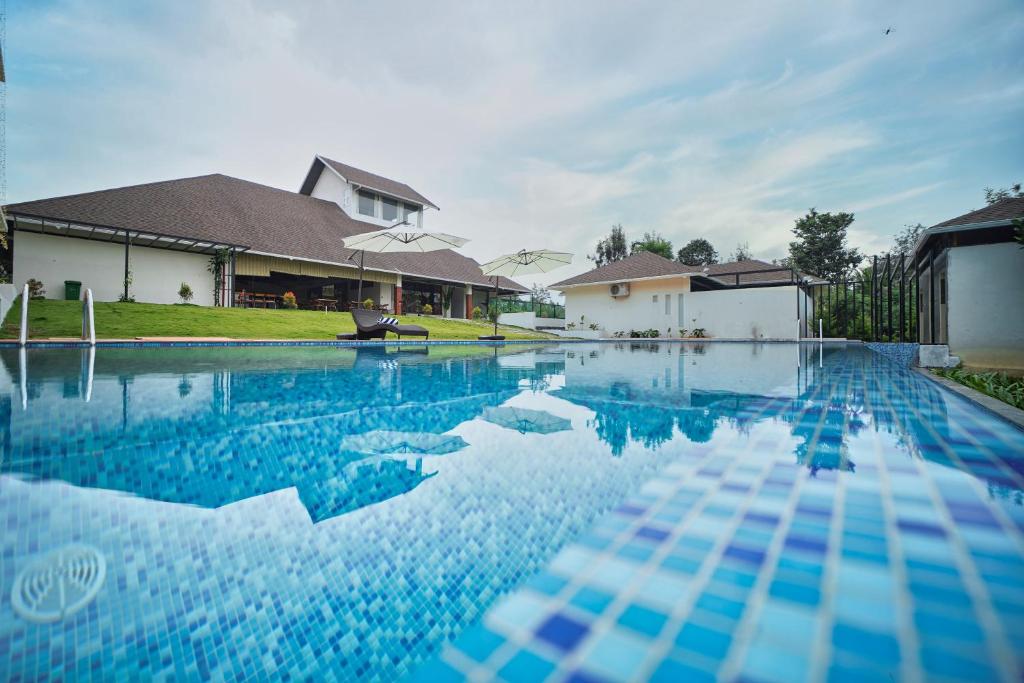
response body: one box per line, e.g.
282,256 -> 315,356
892,223 -> 924,254
530,284 -> 551,303
788,208 -> 862,281
207,248 -> 230,306
984,183 -> 1023,205
590,224 -> 628,267
630,231 -> 674,260
730,242 -> 753,261
676,238 -> 719,266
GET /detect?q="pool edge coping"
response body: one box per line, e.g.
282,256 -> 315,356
913,366 -> 1024,431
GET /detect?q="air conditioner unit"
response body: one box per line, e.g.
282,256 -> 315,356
610,283 -> 630,297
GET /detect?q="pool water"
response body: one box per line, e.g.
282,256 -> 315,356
1,342 -> 1022,682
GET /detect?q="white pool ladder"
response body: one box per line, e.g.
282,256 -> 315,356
18,283 -> 28,346
18,284 -> 95,346
81,288 -> 96,346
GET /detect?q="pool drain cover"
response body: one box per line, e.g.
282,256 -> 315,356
11,544 -> 106,623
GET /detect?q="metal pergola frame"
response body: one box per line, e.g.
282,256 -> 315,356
6,212 -> 250,303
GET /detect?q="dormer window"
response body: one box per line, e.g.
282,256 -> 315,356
358,190 -> 376,217
356,188 -> 422,222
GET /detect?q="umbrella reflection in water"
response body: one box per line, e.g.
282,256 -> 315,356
481,406 -> 572,434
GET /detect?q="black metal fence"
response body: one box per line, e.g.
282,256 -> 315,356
493,298 -> 566,319
802,253 -> 917,342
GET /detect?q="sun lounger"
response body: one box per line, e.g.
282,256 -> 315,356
345,308 -> 429,340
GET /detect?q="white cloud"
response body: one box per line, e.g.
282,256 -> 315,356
7,0 -> 1023,292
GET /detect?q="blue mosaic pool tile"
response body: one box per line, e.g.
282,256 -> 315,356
569,587 -> 615,616
535,614 -> 589,652
578,628 -> 649,682
450,624 -> 505,663
497,648 -> 556,682
616,604 -> 668,638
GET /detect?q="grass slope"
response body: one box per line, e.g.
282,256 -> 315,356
1,299 -> 558,341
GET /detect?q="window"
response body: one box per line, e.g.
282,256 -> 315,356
652,295 -> 659,303
940,277 -> 946,305
402,203 -> 419,220
382,197 -> 399,221
665,293 -> 671,314
358,191 -> 376,217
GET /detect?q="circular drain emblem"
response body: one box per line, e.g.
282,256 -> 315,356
11,544 -> 106,623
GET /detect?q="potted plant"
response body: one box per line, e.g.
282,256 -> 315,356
282,291 -> 298,309
178,282 -> 194,304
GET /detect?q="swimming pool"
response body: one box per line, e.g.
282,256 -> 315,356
1,342 -> 1021,681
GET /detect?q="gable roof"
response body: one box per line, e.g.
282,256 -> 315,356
551,252 -> 810,289
550,251 -> 689,288
299,155 -> 439,210
930,197 -> 1024,229
5,174 -> 524,291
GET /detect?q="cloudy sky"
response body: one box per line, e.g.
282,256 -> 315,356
7,1 -> 1023,287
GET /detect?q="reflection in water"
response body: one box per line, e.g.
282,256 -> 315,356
481,406 -> 572,434
2,342 -> 1022,517
2,341 -> 1024,682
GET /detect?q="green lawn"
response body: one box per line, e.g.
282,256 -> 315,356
1,299 -> 560,341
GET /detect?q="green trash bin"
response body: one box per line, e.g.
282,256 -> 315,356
64,280 -> 82,301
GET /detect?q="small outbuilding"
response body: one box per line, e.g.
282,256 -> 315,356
550,252 -> 819,340
915,197 -> 1024,372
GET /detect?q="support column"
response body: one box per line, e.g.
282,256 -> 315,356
465,284 -> 473,319
395,274 -> 403,315
123,231 -> 131,301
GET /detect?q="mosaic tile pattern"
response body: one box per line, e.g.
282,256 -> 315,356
424,344 -> 1024,683
1,342 -> 1022,682
865,342 -> 919,368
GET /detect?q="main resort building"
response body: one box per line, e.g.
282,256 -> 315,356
3,156 -> 526,315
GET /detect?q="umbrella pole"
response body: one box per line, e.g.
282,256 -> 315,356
357,250 -> 365,304
493,276 -> 499,336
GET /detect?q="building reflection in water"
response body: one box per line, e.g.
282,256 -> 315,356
1,340 -> 1020,526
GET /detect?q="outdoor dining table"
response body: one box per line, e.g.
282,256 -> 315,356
313,298 -> 338,312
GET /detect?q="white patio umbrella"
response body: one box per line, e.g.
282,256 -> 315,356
341,217 -> 470,303
478,249 -> 573,336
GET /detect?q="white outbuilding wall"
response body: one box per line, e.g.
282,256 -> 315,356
560,278 -> 807,339
563,277 -> 692,335
947,242 -> 1024,371
13,231 -> 214,305
685,286 -> 805,340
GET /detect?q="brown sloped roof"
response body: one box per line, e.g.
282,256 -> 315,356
551,252 -> 811,289
703,259 -> 817,285
309,156 -> 438,210
931,197 -> 1024,228
550,251 -> 690,288
5,173 -> 524,291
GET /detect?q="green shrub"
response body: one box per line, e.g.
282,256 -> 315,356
27,278 -> 46,299
178,282 -> 194,303
362,297 -> 374,309
935,368 -> 1024,410
282,291 -> 298,309
422,303 -> 433,315
471,306 -> 483,320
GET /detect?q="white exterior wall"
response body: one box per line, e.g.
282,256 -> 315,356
947,243 -> 1024,371
14,231 -> 214,305
685,286 -> 802,340
0,283 -> 17,324
563,277 -> 691,335
561,279 -> 804,340
309,166 -> 353,211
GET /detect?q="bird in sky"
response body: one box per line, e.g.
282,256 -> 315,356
884,27 -> 894,35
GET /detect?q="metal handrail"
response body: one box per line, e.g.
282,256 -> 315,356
18,284 -> 29,346
81,288 -> 96,346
